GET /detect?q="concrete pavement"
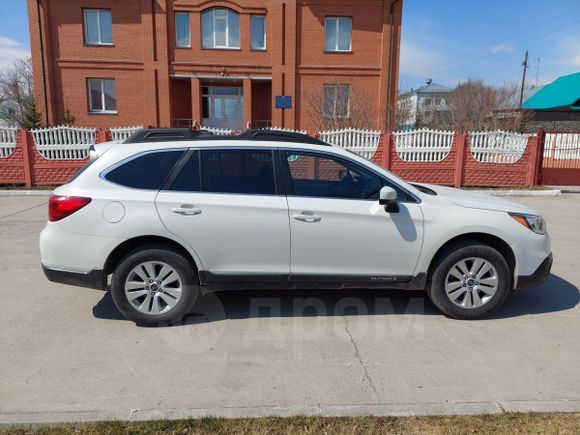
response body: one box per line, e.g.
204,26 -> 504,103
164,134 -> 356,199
0,195 -> 579,424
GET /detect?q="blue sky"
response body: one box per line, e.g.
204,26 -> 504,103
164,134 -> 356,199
1,0 -> 579,90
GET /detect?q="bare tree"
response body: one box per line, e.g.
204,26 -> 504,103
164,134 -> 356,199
396,95 -> 415,131
0,57 -> 41,128
306,82 -> 377,131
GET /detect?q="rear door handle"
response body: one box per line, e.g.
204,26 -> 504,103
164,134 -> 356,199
293,213 -> 321,223
172,205 -> 202,216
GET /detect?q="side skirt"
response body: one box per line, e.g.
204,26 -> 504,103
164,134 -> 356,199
199,271 -> 427,292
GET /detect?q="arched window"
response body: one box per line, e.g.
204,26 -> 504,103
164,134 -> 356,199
202,8 -> 240,49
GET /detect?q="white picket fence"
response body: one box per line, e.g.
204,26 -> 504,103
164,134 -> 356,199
200,126 -> 233,135
111,125 -> 143,143
0,127 -> 17,158
544,132 -> 580,160
31,125 -> 96,160
320,128 -> 382,159
394,128 -> 454,162
469,130 -> 531,163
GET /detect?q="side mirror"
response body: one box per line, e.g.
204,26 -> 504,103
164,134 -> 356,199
379,186 -> 399,213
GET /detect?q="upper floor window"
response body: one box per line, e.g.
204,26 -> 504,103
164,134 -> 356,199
424,98 -> 432,106
84,10 -> 112,45
88,78 -> 117,114
251,15 -> 266,50
175,12 -> 190,48
323,84 -> 350,119
325,17 -> 352,52
202,8 -> 240,49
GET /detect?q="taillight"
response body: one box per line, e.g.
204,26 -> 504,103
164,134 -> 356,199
48,195 -> 92,222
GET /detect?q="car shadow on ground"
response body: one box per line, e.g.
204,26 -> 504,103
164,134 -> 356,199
92,273 -> 578,325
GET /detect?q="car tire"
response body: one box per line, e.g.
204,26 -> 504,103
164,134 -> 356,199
426,240 -> 511,320
111,245 -> 199,326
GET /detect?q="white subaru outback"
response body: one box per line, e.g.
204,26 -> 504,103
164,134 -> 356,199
40,129 -> 552,324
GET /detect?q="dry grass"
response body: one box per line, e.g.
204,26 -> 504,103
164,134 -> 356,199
2,412 -> 579,435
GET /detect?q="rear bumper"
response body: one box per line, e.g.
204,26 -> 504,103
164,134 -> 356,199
42,264 -> 105,290
516,253 -> 553,290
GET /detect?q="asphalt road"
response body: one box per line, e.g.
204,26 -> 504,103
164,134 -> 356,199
1,194 -> 579,424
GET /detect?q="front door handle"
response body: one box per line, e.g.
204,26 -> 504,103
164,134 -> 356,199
293,213 -> 322,223
172,205 -> 202,216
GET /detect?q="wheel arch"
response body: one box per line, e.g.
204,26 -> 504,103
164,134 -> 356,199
427,232 -> 516,281
104,235 -> 201,281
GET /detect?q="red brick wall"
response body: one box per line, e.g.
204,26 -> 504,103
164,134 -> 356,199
27,0 -> 402,132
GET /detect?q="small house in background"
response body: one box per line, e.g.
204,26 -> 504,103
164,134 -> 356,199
522,72 -> 580,131
397,79 -> 452,130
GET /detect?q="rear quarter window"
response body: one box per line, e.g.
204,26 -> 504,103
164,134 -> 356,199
104,150 -> 184,190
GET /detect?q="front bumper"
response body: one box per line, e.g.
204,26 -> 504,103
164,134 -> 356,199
42,264 -> 105,290
516,253 -> 553,290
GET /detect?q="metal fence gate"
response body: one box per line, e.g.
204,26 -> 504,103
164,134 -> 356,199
541,132 -> 580,185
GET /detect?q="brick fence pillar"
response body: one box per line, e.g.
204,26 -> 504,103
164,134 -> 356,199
20,130 -> 35,187
527,129 -> 545,186
453,132 -> 467,188
381,132 -> 393,170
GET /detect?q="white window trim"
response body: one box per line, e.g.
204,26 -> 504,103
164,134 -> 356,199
251,15 -> 266,51
325,17 -> 352,52
175,12 -> 191,48
88,79 -> 117,114
204,9 -> 240,50
84,9 -> 113,46
323,84 -> 350,119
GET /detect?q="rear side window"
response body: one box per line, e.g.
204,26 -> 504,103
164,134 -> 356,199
104,151 -> 184,189
170,151 -> 200,192
200,149 -> 275,195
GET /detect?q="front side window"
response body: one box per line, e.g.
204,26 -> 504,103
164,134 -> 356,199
202,8 -> 240,49
175,12 -> 191,48
88,79 -> 117,113
105,151 -> 184,190
84,10 -> 113,45
200,149 -> 275,194
325,17 -> 352,52
251,15 -> 266,50
323,84 -> 350,119
283,151 -> 382,200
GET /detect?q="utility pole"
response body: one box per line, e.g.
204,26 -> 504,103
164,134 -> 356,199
518,50 -> 529,109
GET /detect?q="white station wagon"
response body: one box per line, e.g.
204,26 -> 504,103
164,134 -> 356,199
40,129 -> 552,325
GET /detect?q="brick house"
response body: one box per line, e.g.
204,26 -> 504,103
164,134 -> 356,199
27,0 -> 402,131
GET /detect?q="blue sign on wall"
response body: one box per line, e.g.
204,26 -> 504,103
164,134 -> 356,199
275,95 -> 292,109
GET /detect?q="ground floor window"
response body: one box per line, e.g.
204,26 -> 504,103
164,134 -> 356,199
323,84 -> 350,119
88,78 -> 117,113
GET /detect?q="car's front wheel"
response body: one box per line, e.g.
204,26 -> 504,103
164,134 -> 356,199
426,241 -> 511,320
111,245 -> 199,326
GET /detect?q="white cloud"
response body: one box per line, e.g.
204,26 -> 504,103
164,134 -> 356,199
0,36 -> 30,70
490,43 -> 515,54
400,41 -> 446,79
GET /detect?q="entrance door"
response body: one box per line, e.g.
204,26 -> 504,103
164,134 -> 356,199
202,86 -> 244,130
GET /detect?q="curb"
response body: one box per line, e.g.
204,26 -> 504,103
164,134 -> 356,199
0,190 -> 52,197
1,399 -> 580,426
470,189 -> 562,197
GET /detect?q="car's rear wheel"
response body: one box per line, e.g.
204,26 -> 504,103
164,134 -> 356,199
426,241 -> 511,320
111,245 -> 199,326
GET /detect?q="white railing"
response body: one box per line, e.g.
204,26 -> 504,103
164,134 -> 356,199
0,127 -> 17,158
264,126 -> 308,135
544,132 -> 580,160
31,125 -> 96,160
200,126 -> 233,135
470,130 -> 530,163
394,128 -> 454,162
111,125 -> 142,143
320,128 -> 382,159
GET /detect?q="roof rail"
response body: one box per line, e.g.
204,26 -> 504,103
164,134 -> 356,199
237,129 -> 330,145
122,128 -> 331,146
123,128 -> 215,143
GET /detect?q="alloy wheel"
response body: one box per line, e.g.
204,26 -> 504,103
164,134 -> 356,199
444,257 -> 499,309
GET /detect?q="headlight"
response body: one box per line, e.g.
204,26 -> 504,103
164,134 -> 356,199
509,213 -> 546,235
